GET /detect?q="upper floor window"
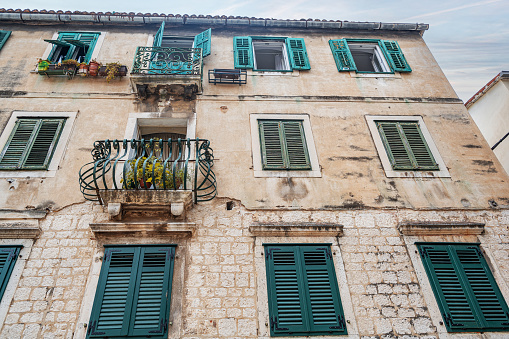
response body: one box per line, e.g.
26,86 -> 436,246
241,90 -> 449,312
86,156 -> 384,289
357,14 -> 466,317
0,30 -> 11,52
329,39 -> 411,73
44,32 -> 100,63
234,37 -> 310,71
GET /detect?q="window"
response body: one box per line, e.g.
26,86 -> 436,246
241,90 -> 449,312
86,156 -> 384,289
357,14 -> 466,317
87,245 -> 175,339
259,120 -> 310,170
0,246 -> 21,303
417,243 -> 509,332
365,115 -> 450,178
0,31 -> 11,51
45,32 -> 100,63
234,37 -> 310,71
329,39 -> 411,73
153,22 -> 211,58
264,245 -> 347,336
250,114 -> 320,177
0,118 -> 66,170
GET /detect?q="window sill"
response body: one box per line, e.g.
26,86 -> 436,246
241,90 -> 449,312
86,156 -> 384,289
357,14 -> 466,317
253,169 -> 321,178
0,170 -> 56,178
383,169 -> 451,178
249,70 -> 299,76
350,71 -> 401,78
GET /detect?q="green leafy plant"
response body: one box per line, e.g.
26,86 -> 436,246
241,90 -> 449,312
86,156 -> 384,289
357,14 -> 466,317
37,59 -> 50,71
105,62 -> 121,82
122,156 -> 188,189
61,59 -> 80,67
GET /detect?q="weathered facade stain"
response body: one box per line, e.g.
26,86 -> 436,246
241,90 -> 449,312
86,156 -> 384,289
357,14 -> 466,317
472,160 -> 498,173
463,144 -> 482,148
277,178 -> 308,202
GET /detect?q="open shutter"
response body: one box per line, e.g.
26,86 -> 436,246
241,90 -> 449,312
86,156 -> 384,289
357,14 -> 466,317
265,246 -> 309,335
302,246 -> 347,334
0,30 -> 12,51
23,119 -> 65,169
153,22 -> 165,48
0,119 -> 38,169
129,247 -> 174,337
88,247 -> 140,337
194,28 -> 211,57
259,120 -> 285,170
381,40 -> 411,72
282,121 -> 311,170
233,36 -> 253,69
0,246 -> 21,302
74,33 -> 99,63
286,38 -> 310,70
328,39 -> 356,72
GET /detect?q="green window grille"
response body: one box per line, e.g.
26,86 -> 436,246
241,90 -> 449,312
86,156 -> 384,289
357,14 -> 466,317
0,118 -> 66,170
329,39 -> 411,73
376,120 -> 439,171
264,245 -> 347,336
233,36 -> 310,70
87,245 -> 176,338
417,243 -> 509,332
0,246 -> 22,303
0,30 -> 11,51
45,32 -> 100,63
258,120 -> 311,170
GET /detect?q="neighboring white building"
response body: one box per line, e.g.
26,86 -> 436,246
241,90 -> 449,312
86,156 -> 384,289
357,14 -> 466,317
466,71 -> 509,174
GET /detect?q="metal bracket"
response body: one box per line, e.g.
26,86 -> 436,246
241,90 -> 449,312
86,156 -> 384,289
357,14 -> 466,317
265,248 -> 280,261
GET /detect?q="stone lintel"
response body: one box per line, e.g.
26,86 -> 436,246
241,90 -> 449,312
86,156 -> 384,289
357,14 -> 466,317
249,223 -> 343,237
398,221 -> 485,236
0,209 -> 47,219
90,222 -> 196,236
0,220 -> 40,239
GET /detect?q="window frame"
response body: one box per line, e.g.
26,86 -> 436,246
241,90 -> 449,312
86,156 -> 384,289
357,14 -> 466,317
347,40 -> 392,73
250,114 -> 321,178
365,115 -> 450,178
0,111 -> 77,178
252,38 -> 291,72
417,242 -> 509,333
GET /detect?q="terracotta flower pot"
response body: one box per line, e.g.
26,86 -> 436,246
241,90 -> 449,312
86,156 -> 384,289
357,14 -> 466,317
88,61 -> 100,76
78,64 -> 89,77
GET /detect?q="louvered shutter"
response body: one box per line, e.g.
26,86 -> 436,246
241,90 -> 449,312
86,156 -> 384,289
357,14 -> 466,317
376,121 -> 438,171
418,243 -> 509,332
259,120 -> 285,170
153,22 -> 165,48
0,119 -> 38,169
381,40 -> 411,72
129,247 -> 174,337
194,28 -> 211,57
233,36 -> 253,69
286,38 -> 310,70
282,121 -> 311,170
0,30 -> 11,51
76,33 -> 100,63
265,245 -> 347,336
265,247 -> 309,335
328,39 -> 356,72
0,246 -> 21,303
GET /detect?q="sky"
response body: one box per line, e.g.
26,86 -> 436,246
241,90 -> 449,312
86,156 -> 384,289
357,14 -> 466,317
4,0 -> 509,101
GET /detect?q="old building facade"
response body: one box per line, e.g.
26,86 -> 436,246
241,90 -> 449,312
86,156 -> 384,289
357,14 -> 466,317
0,9 -> 508,339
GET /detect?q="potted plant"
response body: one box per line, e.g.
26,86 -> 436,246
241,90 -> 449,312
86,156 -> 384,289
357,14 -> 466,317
122,156 -> 188,190
78,62 -> 89,76
88,59 -> 100,76
105,62 -> 121,82
37,59 -> 50,72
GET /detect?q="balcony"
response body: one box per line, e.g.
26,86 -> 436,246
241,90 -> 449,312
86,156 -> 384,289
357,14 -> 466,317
130,47 -> 203,99
79,138 -> 216,219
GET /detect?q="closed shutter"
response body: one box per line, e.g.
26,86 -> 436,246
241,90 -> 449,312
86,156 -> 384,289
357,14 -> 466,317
265,245 -> 347,336
233,36 -> 253,69
376,121 -> 438,171
0,118 -> 66,170
259,120 -> 311,170
328,39 -> 356,72
0,30 -> 11,51
194,28 -> 211,57
418,243 -> 509,332
381,40 -> 411,72
286,38 -> 310,70
88,246 -> 175,339
0,246 -> 21,303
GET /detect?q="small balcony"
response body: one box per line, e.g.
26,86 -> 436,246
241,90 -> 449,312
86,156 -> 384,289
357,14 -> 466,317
130,47 -> 203,99
79,138 -> 216,218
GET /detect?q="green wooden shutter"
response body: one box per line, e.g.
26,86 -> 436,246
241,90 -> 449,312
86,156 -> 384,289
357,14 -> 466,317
153,22 -> 165,48
0,246 -> 21,303
259,120 -> 286,170
418,243 -> 509,332
129,247 -> 174,337
233,36 -> 253,69
376,121 -> 438,171
286,38 -> 310,70
0,31 -> 11,51
381,40 -> 411,72
76,33 -> 100,63
328,39 -> 356,72
0,119 -> 38,169
265,245 -> 347,336
282,121 -> 311,170
88,247 -> 140,337
194,28 -> 211,57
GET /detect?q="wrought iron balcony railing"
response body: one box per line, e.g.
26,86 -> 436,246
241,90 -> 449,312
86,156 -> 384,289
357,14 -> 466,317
131,47 -> 203,75
79,138 -> 216,203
